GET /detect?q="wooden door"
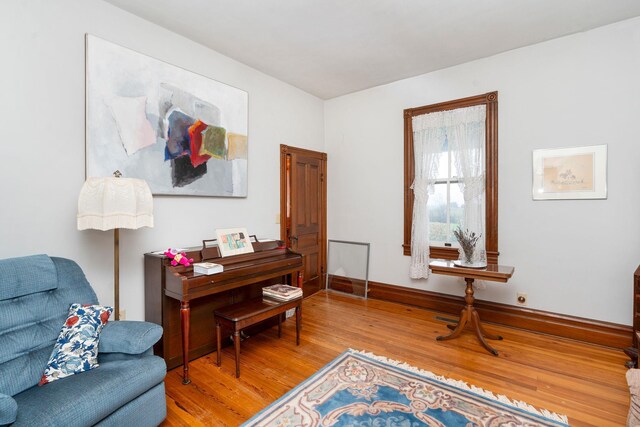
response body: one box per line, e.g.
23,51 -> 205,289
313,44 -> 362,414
280,145 -> 327,297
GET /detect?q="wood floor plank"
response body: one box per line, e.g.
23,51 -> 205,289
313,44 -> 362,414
161,290 -> 630,426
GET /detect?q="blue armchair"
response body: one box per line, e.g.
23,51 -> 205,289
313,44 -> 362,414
0,255 -> 167,426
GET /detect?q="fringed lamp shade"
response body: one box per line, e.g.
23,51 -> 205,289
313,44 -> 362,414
77,176 -> 153,320
78,177 -> 153,231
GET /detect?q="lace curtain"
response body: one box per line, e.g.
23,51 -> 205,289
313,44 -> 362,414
409,115 -> 445,279
448,105 -> 486,251
410,105 -> 486,279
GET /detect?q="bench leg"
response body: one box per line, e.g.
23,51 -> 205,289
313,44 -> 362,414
234,330 -> 241,378
278,313 -> 282,338
295,304 -> 301,346
216,320 -> 221,367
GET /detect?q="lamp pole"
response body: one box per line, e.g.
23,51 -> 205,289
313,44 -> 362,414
114,228 -> 120,321
113,170 -> 121,321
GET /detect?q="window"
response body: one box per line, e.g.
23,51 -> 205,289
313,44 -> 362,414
403,92 -> 499,265
428,139 -> 469,245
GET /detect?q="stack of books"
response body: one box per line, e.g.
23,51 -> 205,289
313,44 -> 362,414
193,262 -> 224,275
262,284 -> 302,301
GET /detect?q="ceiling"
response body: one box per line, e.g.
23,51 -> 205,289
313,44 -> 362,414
104,0 -> 640,99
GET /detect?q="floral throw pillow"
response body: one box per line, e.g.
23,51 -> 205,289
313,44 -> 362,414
39,304 -> 113,385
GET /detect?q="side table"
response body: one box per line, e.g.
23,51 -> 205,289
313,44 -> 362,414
429,260 -> 515,356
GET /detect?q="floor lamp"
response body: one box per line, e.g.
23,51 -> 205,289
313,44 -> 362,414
77,172 -> 153,320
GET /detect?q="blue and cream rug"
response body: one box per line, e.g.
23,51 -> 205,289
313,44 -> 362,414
243,349 -> 570,426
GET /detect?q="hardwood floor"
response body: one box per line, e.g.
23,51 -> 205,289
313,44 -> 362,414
161,290 -> 630,426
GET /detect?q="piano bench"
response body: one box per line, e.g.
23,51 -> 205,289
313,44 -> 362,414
214,296 -> 302,378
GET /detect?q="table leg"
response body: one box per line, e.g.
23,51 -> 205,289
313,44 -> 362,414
180,300 -> 191,384
444,311 -> 502,339
624,347 -> 638,369
437,307 -> 470,341
473,310 -> 503,340
470,310 -> 499,356
436,278 -> 501,356
437,278 -> 474,341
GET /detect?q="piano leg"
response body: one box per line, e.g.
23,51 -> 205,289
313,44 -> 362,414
297,270 -> 304,332
296,302 -> 301,345
181,300 -> 191,385
291,270 -> 304,332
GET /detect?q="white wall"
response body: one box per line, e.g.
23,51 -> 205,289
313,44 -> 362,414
0,0 -> 324,320
325,17 -> 640,325
2,1 -> 638,326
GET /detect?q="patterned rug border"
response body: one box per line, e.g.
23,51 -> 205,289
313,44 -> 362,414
350,349 -> 569,425
243,348 -> 570,426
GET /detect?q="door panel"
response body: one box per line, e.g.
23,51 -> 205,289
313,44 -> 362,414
292,154 -> 322,294
281,146 -> 326,297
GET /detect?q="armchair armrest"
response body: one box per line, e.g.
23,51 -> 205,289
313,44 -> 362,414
99,321 -> 162,355
0,393 -> 17,426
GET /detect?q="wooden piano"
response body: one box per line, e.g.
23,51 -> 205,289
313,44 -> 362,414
144,239 -> 303,384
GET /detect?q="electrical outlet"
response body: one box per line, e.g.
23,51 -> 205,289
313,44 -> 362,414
119,309 -> 126,320
516,293 -> 527,306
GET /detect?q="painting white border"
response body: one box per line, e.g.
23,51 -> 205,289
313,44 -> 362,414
532,144 -> 607,200
215,227 -> 254,257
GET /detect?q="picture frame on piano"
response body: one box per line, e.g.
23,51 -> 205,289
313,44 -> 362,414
215,227 -> 255,257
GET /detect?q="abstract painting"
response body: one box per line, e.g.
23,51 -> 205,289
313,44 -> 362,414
86,35 -> 248,196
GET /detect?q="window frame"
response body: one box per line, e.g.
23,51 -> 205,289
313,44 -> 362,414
403,92 -> 499,264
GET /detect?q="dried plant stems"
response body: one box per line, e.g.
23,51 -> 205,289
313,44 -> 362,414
453,228 -> 481,263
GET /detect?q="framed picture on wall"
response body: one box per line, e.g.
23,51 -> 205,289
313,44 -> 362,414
215,228 -> 254,257
86,34 -> 249,197
532,144 -> 607,200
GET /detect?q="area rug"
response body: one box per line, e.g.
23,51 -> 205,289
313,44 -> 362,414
242,349 -> 570,426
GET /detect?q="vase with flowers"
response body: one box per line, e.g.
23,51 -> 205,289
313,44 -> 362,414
452,228 -> 486,268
